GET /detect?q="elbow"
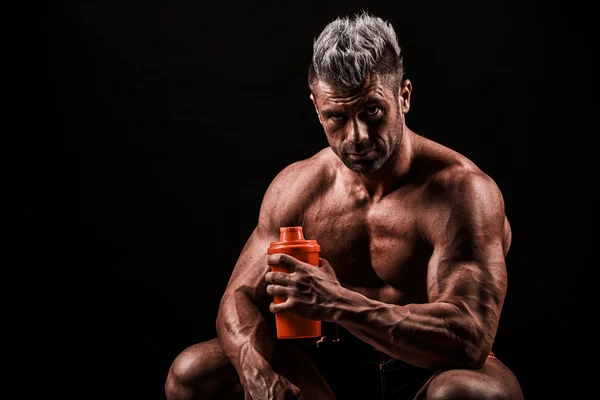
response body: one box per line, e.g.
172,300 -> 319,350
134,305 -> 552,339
458,326 -> 492,369
215,294 -> 229,332
216,286 -> 262,328
445,318 -> 491,369
461,338 -> 489,369
216,289 -> 240,328
444,302 -> 495,369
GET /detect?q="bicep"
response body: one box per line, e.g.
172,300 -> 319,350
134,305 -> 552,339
223,166 -> 305,306
424,172 -> 508,327
224,227 -> 276,304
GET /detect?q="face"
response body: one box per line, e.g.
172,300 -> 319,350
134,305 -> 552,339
311,74 -> 411,174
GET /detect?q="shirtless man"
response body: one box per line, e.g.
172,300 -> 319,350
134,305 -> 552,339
165,12 -> 524,400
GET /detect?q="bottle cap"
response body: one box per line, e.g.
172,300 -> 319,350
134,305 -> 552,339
268,226 -> 320,254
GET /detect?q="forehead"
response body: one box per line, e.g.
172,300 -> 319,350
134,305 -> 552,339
312,75 -> 394,109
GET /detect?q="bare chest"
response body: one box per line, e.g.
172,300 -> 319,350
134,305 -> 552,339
302,189 -> 432,305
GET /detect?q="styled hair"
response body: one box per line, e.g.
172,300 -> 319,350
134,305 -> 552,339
308,11 -> 404,92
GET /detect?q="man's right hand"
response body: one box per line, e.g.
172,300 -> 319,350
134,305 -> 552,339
244,371 -> 303,400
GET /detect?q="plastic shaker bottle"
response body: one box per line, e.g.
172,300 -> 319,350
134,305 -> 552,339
267,226 -> 322,339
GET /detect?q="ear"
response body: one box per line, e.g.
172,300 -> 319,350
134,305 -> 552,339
310,93 -> 323,124
399,79 -> 412,114
310,93 -> 318,112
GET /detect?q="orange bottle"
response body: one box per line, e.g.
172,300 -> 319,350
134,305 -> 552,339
267,226 -> 322,339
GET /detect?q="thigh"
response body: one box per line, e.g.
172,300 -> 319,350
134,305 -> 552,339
166,338 -> 245,399
271,340 -> 338,400
296,337 -> 383,399
380,355 -> 437,400
168,337 -> 336,400
414,354 -> 524,400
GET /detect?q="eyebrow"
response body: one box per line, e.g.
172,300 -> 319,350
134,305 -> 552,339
321,97 -> 385,116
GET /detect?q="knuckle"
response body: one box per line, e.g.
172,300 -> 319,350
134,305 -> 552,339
298,274 -> 310,285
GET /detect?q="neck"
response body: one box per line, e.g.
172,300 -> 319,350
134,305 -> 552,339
352,128 -> 421,201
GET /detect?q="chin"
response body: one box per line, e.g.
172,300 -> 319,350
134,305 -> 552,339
344,159 -> 383,174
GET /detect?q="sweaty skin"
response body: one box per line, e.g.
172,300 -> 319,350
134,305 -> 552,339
176,75 -> 522,400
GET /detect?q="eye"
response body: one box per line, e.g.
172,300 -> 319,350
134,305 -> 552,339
365,106 -> 380,116
330,113 -> 347,121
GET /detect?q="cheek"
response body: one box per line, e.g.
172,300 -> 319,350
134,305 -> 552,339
323,126 -> 343,143
325,135 -> 342,151
380,113 -> 401,132
367,120 -> 388,140
324,135 -> 345,156
323,120 -> 340,132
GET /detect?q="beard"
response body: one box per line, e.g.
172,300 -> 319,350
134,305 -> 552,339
340,140 -> 387,173
331,118 -> 403,174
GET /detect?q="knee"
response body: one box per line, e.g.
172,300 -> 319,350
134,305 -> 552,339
165,339 -> 238,400
165,347 -> 203,400
165,351 -> 197,399
426,375 -> 511,400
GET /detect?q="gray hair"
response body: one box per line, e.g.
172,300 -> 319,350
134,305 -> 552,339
308,11 -> 404,91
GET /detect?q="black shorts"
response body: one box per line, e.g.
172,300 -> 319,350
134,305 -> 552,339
296,323 -> 437,400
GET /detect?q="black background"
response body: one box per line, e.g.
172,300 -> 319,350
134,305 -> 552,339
26,0 -> 595,399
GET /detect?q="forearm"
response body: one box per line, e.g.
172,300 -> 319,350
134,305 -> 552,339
216,288 -> 278,387
333,288 -> 490,369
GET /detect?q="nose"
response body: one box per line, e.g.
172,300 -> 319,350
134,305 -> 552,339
346,117 -> 369,145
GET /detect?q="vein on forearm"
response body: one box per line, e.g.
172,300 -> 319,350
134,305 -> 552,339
336,291 -> 489,369
217,288 -> 275,371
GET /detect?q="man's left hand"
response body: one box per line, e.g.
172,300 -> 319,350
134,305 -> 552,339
265,254 -> 343,321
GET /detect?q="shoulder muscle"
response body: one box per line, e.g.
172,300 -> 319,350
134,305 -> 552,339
257,151 -> 333,235
422,167 -> 506,256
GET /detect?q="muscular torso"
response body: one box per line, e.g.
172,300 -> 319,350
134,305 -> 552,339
301,177 -> 431,305
294,136 -> 511,307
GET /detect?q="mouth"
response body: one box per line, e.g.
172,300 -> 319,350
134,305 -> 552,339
348,149 -> 376,159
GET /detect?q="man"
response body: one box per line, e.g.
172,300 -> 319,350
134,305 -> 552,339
165,11 -> 524,400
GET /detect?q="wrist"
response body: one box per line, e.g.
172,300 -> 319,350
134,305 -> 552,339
238,349 -> 275,383
240,361 -> 279,395
330,286 -> 376,325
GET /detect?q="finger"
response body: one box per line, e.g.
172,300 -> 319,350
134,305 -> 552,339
266,284 -> 291,298
269,300 -> 293,314
318,257 -> 330,268
265,271 -> 293,286
291,385 -> 303,400
287,388 -> 303,400
267,253 -> 305,271
293,387 -> 304,400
